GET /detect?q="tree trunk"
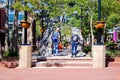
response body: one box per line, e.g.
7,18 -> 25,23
32,20 -> 36,50
11,2 -> 19,52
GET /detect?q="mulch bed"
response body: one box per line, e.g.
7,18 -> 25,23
0,56 -> 19,68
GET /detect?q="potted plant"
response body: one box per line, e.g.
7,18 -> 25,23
20,20 -> 31,28
95,21 -> 105,29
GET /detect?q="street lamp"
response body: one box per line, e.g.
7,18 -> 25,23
20,1 -> 29,45
74,4 -> 83,30
96,0 -> 105,45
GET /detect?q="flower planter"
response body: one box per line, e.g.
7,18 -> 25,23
40,28 -> 44,32
95,21 -> 105,29
20,20 -> 30,28
95,24 -> 99,29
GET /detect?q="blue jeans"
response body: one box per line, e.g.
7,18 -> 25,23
71,41 -> 77,56
52,42 -> 59,55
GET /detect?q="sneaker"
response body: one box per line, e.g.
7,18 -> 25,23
54,54 -> 58,56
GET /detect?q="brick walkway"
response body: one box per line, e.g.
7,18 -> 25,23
0,67 -> 120,80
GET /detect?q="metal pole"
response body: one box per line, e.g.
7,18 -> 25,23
97,0 -> 101,45
24,10 -> 27,45
98,0 -> 101,21
80,4 -> 82,30
24,1 -> 27,45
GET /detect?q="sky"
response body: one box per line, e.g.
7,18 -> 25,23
0,0 -> 6,3
0,0 -> 24,22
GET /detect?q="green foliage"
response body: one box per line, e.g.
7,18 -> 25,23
61,24 -> 72,38
12,1 -> 24,11
3,51 -> 9,58
36,21 -> 41,38
3,51 -> 18,58
107,13 -> 120,27
106,50 -> 120,58
83,46 -> 91,53
102,0 -> 120,29
11,0 -> 120,44
105,41 -> 116,47
62,40 -> 69,47
105,41 -> 120,58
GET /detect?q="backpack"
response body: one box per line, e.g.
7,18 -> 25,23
52,34 -> 58,42
72,35 -> 78,41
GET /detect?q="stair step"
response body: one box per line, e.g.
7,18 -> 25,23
108,62 -> 120,67
36,61 -> 92,67
36,56 -> 92,62
35,56 -> 92,68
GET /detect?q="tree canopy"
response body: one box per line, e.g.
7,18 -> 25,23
11,0 -> 120,34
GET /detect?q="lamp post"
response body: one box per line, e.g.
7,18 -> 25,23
20,1 -> 31,45
93,0 -> 106,68
80,4 -> 83,30
74,4 -> 83,30
19,1 -> 32,68
94,0 -> 105,45
97,0 -> 101,45
24,2 -> 28,45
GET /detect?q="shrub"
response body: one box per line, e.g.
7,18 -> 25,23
3,51 -> 9,58
83,46 -> 91,53
62,40 -> 69,47
3,51 -> 18,58
106,50 -> 120,58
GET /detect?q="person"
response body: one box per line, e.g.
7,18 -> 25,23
51,28 -> 60,56
70,33 -> 80,57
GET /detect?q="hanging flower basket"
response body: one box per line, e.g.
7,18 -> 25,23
20,20 -> 30,28
40,28 -> 44,32
95,21 -> 105,29
95,24 -> 99,29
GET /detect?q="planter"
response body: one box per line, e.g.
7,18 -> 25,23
40,28 -> 44,32
95,24 -> 99,29
20,20 -> 30,28
95,21 -> 105,29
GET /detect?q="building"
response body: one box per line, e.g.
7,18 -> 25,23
0,6 -> 6,52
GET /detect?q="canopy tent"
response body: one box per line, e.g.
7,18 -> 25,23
107,26 -> 120,42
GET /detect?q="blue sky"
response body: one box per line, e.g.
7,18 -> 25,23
0,0 -> 6,2
0,0 -> 24,22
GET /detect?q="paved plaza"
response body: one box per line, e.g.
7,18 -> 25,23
0,67 -> 120,80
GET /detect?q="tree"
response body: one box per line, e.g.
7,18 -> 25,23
102,0 -> 120,29
11,0 -> 120,48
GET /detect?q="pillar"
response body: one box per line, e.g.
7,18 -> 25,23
92,45 -> 106,68
19,45 -> 32,68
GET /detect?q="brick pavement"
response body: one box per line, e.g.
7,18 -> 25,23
0,67 -> 120,80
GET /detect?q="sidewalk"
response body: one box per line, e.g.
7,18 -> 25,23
0,67 -> 120,80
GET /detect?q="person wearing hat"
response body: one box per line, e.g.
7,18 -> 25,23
70,29 -> 81,57
51,28 -> 60,56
